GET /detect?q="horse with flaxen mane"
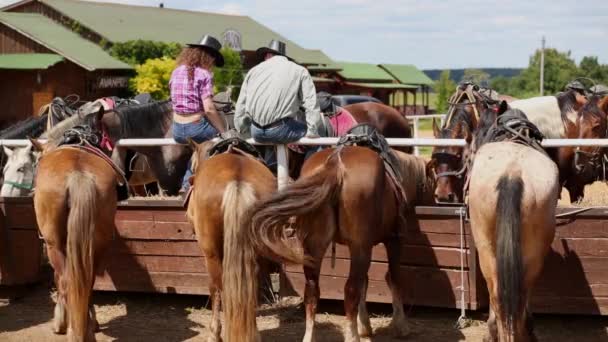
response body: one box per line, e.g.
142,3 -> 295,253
222,136 -> 435,342
468,108 -> 559,342
186,137 -> 276,342
30,108 -> 121,341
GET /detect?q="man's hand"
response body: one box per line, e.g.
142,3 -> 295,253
305,133 -> 320,139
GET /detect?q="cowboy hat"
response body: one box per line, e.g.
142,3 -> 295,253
187,34 -> 225,67
256,40 -> 293,62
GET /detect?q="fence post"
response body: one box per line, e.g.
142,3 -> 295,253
276,144 -> 289,190
413,117 -> 420,156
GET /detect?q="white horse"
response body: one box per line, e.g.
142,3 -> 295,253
1,145 -> 37,197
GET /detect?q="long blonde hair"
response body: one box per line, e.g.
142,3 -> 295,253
176,47 -> 215,81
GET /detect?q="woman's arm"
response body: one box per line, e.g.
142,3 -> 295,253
202,97 -> 227,133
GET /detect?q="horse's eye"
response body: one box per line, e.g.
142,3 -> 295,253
17,166 -> 25,173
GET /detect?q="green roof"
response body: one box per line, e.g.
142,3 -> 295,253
379,64 -> 434,85
31,0 -> 332,65
308,65 -> 342,72
0,13 -> 131,71
346,82 -> 418,90
335,61 -> 395,82
0,53 -> 64,69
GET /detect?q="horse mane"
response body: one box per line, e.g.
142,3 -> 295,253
556,89 -> 578,118
439,107 -> 473,138
472,107 -> 501,149
579,95 -> 605,119
113,101 -> 172,138
0,114 -> 48,139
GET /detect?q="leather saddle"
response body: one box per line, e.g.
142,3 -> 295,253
207,130 -> 262,160
483,109 -> 545,155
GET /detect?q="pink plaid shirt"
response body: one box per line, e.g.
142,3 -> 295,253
169,65 -> 213,114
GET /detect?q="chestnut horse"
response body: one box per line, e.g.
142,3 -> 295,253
223,146 -> 435,342
186,140 -> 276,342
468,108 -> 559,341
573,95 -> 608,185
31,109 -> 118,341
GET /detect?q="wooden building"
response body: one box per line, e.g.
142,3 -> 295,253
0,12 -> 131,127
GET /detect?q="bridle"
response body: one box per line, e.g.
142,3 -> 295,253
574,125 -> 608,181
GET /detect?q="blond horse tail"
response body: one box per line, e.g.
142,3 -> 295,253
66,172 -> 97,340
248,151 -> 343,265
222,181 -> 259,342
496,174 -> 524,340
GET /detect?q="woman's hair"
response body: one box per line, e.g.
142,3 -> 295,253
176,47 -> 216,81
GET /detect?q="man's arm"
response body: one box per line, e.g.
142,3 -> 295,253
234,73 -> 251,135
300,69 -> 322,137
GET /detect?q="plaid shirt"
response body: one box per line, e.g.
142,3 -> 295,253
169,65 -> 213,114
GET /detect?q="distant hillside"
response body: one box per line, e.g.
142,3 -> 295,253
423,68 -> 523,82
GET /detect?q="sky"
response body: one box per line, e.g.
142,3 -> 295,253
1,0 -> 606,69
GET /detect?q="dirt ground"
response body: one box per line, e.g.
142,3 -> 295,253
1,281 -> 607,342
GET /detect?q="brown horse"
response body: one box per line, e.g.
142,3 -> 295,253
186,141 -> 276,342
288,102 -> 413,178
468,108 -> 559,341
573,95 -> 608,186
31,109 -> 118,341
223,145 -> 435,342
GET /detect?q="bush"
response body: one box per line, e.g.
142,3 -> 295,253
129,57 -> 176,100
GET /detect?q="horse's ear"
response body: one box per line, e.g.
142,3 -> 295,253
3,146 -> 13,158
186,138 -> 200,151
432,118 -> 441,137
28,137 -> 46,152
497,100 -> 509,115
96,106 -> 105,122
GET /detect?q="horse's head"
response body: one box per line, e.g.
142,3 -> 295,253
1,144 -> 39,197
574,96 -> 608,180
429,116 -> 471,204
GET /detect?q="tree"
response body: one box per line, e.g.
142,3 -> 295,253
129,57 -> 176,100
516,48 -> 578,96
578,56 -> 608,84
212,48 -> 244,100
461,69 -> 490,86
435,70 -> 456,113
110,40 -> 182,66
490,76 -> 511,94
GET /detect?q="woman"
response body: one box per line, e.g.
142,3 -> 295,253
170,34 -> 227,190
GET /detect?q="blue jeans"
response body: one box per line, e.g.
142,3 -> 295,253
251,118 -> 307,169
172,119 -> 218,190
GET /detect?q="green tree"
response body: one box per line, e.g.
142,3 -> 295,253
434,70 -> 456,113
212,48 -> 244,100
490,76 -> 511,94
461,69 -> 490,86
578,56 -> 608,84
110,40 -> 182,66
516,48 -> 578,96
129,57 -> 176,100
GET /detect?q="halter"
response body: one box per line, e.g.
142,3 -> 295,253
2,180 -> 34,190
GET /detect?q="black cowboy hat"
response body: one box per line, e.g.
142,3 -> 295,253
256,40 -> 293,62
187,34 -> 225,67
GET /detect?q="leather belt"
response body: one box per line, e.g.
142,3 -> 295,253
252,118 -> 287,130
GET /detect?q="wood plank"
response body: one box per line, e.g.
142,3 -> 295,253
406,232 -> 468,248
556,219 -> 608,238
115,209 -> 188,223
0,230 -> 41,285
410,217 -> 470,235
110,240 -> 203,257
100,255 -> 207,274
534,283 -> 608,298
330,244 -> 468,268
531,296 -> 608,315
115,221 -> 196,240
3,204 -> 37,230
549,238 -> 608,258
94,271 -> 210,295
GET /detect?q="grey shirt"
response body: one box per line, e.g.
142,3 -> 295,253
234,56 -> 322,136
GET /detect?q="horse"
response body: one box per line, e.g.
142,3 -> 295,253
30,108 -> 120,341
186,138 -> 276,342
468,108 -> 559,341
287,102 -> 414,179
573,95 -> 608,186
222,140 -> 436,342
430,83 -> 501,203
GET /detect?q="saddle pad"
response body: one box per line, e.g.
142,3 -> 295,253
328,108 -> 357,137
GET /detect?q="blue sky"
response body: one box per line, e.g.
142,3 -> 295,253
1,0 -> 606,69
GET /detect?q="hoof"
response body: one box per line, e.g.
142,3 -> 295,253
357,323 -> 372,337
389,321 -> 411,337
206,336 -> 222,342
52,324 -> 67,335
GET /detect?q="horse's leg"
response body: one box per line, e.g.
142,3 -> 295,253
484,308 -> 498,342
203,250 -> 223,342
356,275 -> 372,337
565,180 -> 585,203
46,244 -> 68,334
344,246 -> 372,342
302,261 -> 321,342
384,239 -> 410,337
525,307 -> 538,342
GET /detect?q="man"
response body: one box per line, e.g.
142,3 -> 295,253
316,91 -> 357,136
235,40 -> 322,159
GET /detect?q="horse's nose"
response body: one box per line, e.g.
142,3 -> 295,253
434,192 -> 457,204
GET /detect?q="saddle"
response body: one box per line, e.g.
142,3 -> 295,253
57,125 -> 130,201
207,130 -> 262,160
482,110 -> 546,155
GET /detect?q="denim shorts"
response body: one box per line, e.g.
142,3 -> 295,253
172,118 -> 218,144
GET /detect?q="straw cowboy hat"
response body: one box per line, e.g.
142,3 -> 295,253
187,34 -> 225,67
256,39 -> 293,62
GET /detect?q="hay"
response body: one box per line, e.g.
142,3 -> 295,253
559,181 -> 608,207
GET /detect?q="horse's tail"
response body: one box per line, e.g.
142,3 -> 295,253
248,151 -> 344,265
65,172 -> 97,340
222,181 -> 260,342
495,174 -> 525,340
